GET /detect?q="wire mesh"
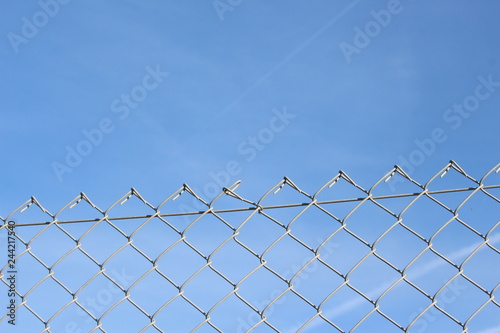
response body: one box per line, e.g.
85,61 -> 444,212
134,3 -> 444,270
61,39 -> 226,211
1,161 -> 500,332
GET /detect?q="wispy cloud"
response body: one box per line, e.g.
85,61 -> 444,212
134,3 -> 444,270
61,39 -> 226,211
296,234 -> 500,332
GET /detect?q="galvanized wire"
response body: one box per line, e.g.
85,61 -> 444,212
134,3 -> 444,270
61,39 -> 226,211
1,161 -> 500,332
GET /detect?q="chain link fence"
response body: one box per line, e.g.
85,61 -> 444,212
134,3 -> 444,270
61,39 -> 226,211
1,161 -> 500,332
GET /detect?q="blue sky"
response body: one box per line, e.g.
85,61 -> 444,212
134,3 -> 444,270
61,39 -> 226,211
1,0 -> 500,332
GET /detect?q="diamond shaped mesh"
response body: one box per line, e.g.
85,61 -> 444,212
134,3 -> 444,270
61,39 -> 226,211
1,161 -> 500,332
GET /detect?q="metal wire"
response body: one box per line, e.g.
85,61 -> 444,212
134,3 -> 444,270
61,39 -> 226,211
9,185 -> 500,228
1,161 -> 499,332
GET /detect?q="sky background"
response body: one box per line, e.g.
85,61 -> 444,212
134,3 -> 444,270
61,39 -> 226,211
1,0 -> 500,332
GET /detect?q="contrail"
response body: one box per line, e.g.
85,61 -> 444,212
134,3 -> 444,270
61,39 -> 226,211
295,233 -> 500,332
